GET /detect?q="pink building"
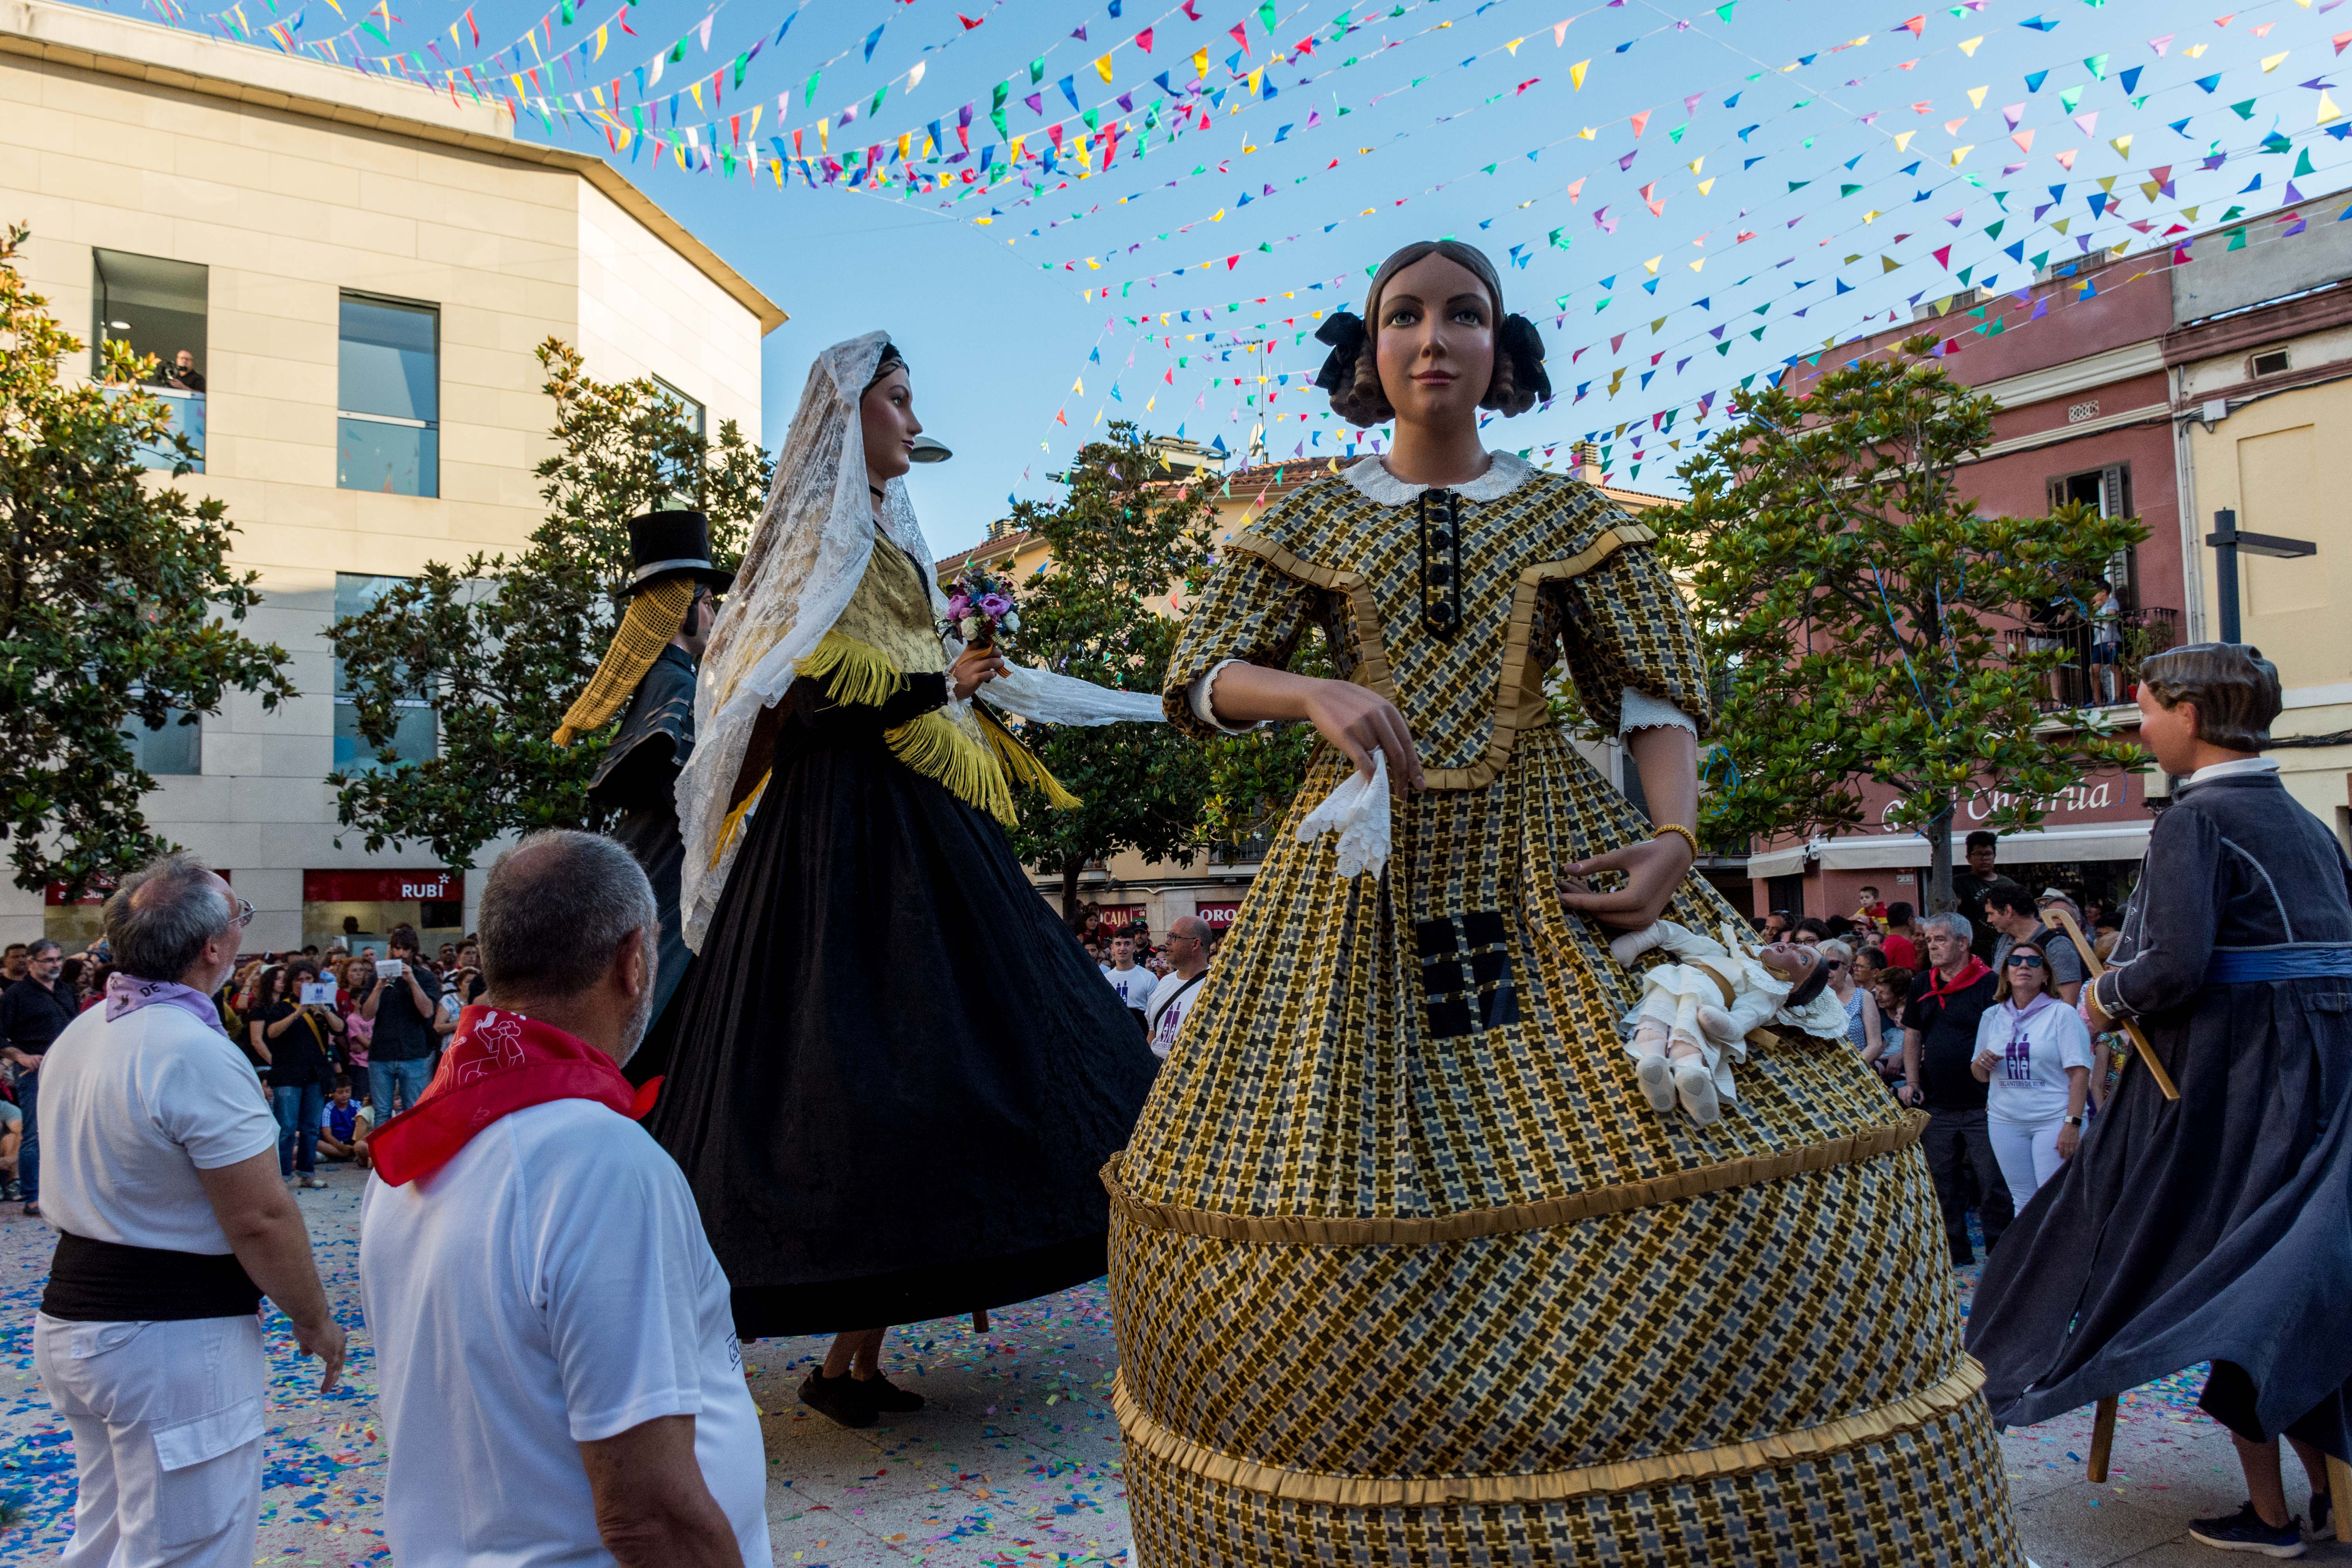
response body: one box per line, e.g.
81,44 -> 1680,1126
1744,246 -> 2190,923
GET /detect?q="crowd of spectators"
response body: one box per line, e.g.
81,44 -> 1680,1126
1066,906 -> 1229,1058
1754,856 -> 2130,1272
0,925 -> 490,1214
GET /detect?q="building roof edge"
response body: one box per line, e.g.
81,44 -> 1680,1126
0,1 -> 787,334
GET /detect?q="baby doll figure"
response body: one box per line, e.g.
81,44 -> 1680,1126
1611,921 -> 1844,1124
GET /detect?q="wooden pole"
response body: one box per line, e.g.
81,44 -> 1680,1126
2050,908 -> 2180,1102
2329,1453 -> 2352,1527
973,1308 -> 991,1333
2087,1394 -> 2119,1483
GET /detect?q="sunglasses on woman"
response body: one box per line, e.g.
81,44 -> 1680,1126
2004,954 -> 2045,969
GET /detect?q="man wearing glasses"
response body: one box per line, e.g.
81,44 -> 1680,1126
1143,916 -> 1213,1061
33,855 -> 343,1568
552,510 -> 733,1085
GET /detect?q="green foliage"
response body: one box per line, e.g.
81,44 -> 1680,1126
0,224 -> 294,898
1651,341 -> 2146,910
328,339 -> 770,868
995,422 -> 1219,912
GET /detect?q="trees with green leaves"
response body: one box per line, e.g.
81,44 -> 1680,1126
328,339 -> 769,868
994,422 -> 1221,915
1653,341 -> 2146,912
0,224 -> 294,898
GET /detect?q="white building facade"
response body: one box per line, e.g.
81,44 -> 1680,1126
1,0 -> 782,953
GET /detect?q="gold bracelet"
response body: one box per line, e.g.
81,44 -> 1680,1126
1651,824 -> 1700,859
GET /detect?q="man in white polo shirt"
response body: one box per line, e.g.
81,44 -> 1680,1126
35,855 -> 346,1568
360,829 -> 768,1568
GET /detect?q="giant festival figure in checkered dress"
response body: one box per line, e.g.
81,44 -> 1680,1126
1103,241 -> 2025,1566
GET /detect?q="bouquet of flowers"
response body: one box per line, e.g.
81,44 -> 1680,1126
945,566 -> 1021,650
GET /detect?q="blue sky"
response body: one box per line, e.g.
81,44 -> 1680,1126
93,0 -> 2352,551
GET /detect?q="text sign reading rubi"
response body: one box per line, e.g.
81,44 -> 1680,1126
301,869 -> 463,903
1195,902 -> 1242,929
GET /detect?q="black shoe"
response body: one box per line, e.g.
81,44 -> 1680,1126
854,1374 -> 926,1414
1949,1246 -> 1975,1268
798,1369 -> 876,1429
2188,1501 -> 2306,1557
2308,1487 -> 2335,1543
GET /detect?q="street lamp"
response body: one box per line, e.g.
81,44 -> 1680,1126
2204,508 -> 2316,643
910,434 -> 953,463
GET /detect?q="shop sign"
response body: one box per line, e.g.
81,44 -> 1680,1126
1093,904 -> 1147,928
302,869 -> 462,902
1195,902 -> 1242,929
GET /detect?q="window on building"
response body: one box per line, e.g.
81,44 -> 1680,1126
91,249 -> 207,472
338,295 -> 439,497
333,573 -> 437,770
651,375 -> 706,440
120,690 -> 201,776
2048,463 -> 2137,609
2250,345 -> 2292,378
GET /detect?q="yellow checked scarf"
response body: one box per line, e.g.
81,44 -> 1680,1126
552,577 -> 697,747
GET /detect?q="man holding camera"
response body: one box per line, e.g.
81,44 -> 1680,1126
360,926 -> 441,1127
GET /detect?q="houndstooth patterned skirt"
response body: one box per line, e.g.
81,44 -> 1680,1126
1106,729 -> 2024,1566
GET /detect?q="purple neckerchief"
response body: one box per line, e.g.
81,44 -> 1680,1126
103,972 -> 229,1037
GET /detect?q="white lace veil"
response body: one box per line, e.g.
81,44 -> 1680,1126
677,330 -> 1163,952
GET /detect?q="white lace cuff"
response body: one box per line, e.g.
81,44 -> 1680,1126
1619,686 -> 1698,737
1189,658 -> 1263,735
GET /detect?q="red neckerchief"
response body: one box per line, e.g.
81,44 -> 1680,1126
1920,955 -> 1992,1002
370,1005 -> 662,1187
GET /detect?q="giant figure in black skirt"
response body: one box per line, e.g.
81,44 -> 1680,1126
651,333 -> 1164,1428
1969,643 -> 2352,1555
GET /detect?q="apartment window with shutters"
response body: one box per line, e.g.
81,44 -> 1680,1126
2048,463 -> 2136,608
338,294 -> 439,496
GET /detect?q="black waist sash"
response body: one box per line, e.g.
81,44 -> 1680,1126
42,1232 -> 263,1322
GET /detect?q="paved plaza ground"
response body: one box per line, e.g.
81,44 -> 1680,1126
0,1163 -> 2337,1566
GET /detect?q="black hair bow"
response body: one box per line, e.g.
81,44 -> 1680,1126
1312,311 -> 1368,392
1500,314 -> 1553,403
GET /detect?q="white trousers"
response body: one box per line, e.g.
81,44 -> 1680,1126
34,1312 -> 267,1568
1987,1114 -> 2068,1208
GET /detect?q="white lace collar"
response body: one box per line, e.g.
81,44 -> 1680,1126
1341,450 -> 1535,506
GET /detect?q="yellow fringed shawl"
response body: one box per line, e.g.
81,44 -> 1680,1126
791,546 -> 1078,826
552,577 -> 697,747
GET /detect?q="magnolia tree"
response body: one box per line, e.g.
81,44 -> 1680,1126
1651,341 -> 2145,912
0,224 -> 294,897
328,340 -> 770,868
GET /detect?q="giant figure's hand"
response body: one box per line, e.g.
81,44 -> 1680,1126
1299,679 -> 1425,796
949,645 -> 1010,702
1558,836 -> 1696,932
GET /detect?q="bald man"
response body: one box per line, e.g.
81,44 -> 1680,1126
1143,916 -> 1213,1060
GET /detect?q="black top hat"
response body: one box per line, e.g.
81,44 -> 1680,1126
621,509 -> 734,597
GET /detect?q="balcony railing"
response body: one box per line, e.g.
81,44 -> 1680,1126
2002,605 -> 2179,712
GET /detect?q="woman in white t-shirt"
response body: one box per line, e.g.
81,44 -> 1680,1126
1970,938 -> 2093,1205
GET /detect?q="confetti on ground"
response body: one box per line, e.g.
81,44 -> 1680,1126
0,1172 -> 2325,1563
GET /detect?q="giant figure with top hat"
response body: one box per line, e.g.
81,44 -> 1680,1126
552,508 -> 733,1080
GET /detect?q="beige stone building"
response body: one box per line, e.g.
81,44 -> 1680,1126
0,0 -> 782,953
